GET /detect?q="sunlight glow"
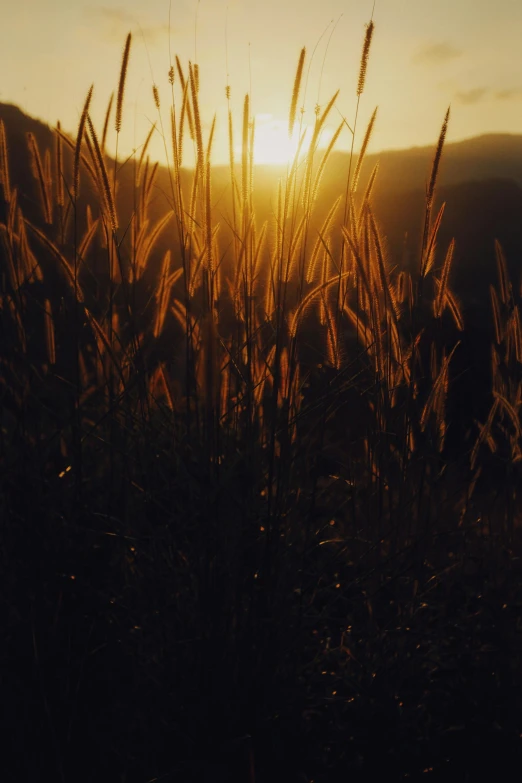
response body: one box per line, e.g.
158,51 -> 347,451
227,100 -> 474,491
247,115 -> 315,166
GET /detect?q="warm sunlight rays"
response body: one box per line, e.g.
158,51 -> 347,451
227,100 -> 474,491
247,115 -> 309,165
236,114 -> 335,166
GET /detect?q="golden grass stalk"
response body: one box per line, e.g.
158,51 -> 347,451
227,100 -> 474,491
176,57 -> 195,143
427,107 -> 450,209
279,347 -> 289,401
0,119 -> 10,202
242,94 -> 250,206
228,106 -> 235,180
310,120 -> 344,204
495,239 -> 511,306
205,155 -> 214,277
150,363 -> 174,410
78,218 -> 99,266
138,211 -> 174,277
274,178 -> 283,267
433,238 -> 455,318
27,133 -> 52,224
55,124 -> 96,194
396,270 -> 407,304
471,397 -> 500,469
368,206 -> 400,322
324,296 -> 338,367
101,92 -> 114,154
356,163 -> 380,233
205,115 -> 216,275
286,214 -> 306,280
74,85 -> 94,201
44,147 -> 52,205
490,284 -> 502,344
116,33 -> 132,134
25,220 -> 84,301
343,302 -> 372,349
288,47 -> 306,137
170,107 -> 181,180
420,342 -> 459,432
511,306 -> 522,363
0,223 -> 19,290
152,84 -> 161,110
290,270 -> 351,338
6,188 -> 17,236
85,308 -> 125,386
227,103 -> 240,263
55,121 -> 64,209
219,354 -> 231,419
351,107 -> 378,194
177,81 -> 189,167
357,21 -> 375,97
319,238 -> 330,327
86,115 -> 118,233
341,225 -> 371,300
189,62 -> 204,178
302,90 -> 340,205
265,258 -> 276,317
373,311 -> 385,381
248,116 -> 255,211
191,235 -> 218,297
420,107 -> 450,275
421,202 -> 445,278
142,161 -> 159,215
18,203 -> 42,282
306,196 -> 341,283
137,123 -> 157,186
138,156 -> 150,216
445,288 -> 464,331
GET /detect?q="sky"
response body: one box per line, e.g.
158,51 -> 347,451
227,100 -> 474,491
1,0 -> 522,166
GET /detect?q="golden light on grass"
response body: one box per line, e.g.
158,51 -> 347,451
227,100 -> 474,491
3,12 -> 522,779
242,114 -> 331,166
0,17 -> 518,568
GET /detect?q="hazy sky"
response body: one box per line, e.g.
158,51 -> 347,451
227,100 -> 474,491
1,0 -> 522,165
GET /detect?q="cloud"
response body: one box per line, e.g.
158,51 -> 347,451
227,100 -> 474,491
495,88 -> 522,101
455,88 -> 488,105
413,42 -> 462,65
86,7 -> 171,44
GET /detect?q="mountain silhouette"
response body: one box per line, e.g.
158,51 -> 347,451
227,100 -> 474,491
1,100 -> 521,311
2,101 -> 521,457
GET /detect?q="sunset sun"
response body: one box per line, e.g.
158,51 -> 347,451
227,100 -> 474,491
235,114 -> 334,166
250,115 -> 309,165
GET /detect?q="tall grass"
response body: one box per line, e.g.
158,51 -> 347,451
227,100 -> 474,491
1,18 -> 522,783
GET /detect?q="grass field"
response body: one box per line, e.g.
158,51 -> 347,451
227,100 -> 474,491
2,20 -> 522,782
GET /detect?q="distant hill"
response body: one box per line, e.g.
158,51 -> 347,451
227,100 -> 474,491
1,101 -> 522,313
325,133 -> 522,195
2,102 -> 521,444
3,100 -> 522,200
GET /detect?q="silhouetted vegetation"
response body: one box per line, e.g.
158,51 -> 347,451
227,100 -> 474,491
2,25 -> 522,783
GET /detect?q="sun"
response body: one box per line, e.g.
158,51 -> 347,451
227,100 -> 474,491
233,113 -> 336,167
249,114 -> 309,166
